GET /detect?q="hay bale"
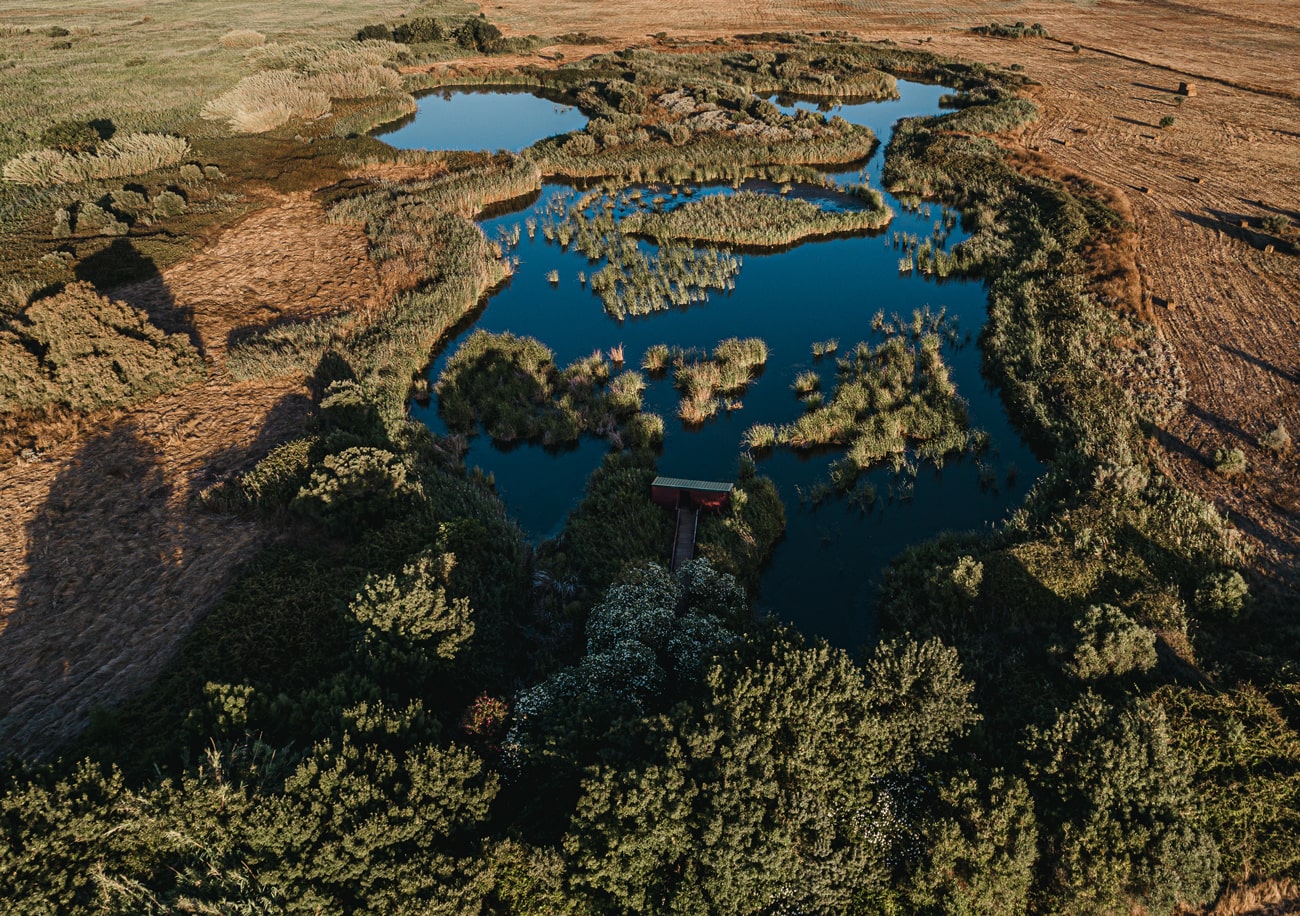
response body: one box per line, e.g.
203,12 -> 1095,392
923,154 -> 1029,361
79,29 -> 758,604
1178,81 -> 1197,97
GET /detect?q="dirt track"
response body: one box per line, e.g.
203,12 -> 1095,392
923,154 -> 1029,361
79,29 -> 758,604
0,193 -> 379,757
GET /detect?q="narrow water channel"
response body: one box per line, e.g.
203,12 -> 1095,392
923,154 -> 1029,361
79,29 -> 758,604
385,82 -> 1045,650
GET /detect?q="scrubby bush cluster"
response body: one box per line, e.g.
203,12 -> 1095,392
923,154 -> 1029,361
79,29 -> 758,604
974,21 -> 1050,39
436,330 -> 646,447
0,282 -> 203,413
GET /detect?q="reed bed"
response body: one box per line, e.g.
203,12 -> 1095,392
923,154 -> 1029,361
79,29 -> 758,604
537,190 -> 742,318
743,314 -> 975,492
202,40 -> 409,134
673,337 -> 768,425
3,134 -> 191,186
620,189 -> 890,248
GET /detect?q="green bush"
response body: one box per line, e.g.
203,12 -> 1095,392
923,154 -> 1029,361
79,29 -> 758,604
1212,447 -> 1246,476
39,117 -> 111,152
292,446 -> 423,535
0,282 -> 203,413
393,18 -> 444,44
1064,604 -> 1157,680
454,17 -> 503,53
1194,570 -> 1250,620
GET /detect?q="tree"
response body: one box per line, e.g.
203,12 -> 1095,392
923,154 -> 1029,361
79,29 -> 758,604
1063,604 -> 1156,681
563,635 -> 979,914
252,702 -> 497,913
1023,693 -> 1220,914
907,772 -> 1038,915
510,560 -> 744,767
349,549 -> 474,664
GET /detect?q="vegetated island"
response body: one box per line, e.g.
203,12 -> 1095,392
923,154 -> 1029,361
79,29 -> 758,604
621,187 -> 892,248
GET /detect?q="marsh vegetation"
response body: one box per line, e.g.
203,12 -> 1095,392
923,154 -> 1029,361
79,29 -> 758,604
0,21 -> 1289,916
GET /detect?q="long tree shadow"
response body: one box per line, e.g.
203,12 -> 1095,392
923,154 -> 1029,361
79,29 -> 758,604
188,389 -> 313,501
80,238 -> 204,356
1174,207 -> 1295,250
1218,344 -> 1300,385
0,424 -> 191,759
1,383 -> 316,760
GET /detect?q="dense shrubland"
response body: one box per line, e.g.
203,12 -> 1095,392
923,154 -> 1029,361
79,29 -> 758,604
3,31 -> 1295,916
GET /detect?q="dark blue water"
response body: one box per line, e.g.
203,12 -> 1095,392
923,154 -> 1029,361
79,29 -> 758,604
375,87 -> 587,153
406,81 -> 1043,650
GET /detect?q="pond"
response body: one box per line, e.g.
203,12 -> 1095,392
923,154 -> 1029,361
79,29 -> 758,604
402,81 -> 1044,650
375,86 -> 588,153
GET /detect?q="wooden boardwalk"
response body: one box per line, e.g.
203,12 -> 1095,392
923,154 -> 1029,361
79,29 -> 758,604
670,506 -> 699,571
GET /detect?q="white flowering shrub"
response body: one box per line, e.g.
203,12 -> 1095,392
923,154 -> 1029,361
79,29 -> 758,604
508,559 -> 746,757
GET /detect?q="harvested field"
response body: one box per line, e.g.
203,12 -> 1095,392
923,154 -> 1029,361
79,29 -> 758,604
0,192 -> 379,756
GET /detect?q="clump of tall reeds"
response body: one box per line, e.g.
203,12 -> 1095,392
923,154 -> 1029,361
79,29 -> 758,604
218,29 -> 266,49
3,134 -> 192,186
746,313 -> 977,496
672,336 -> 768,424
642,343 -> 671,374
621,189 -> 891,248
202,40 -> 409,133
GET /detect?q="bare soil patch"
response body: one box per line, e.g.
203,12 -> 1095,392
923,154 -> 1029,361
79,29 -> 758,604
0,191 -> 379,756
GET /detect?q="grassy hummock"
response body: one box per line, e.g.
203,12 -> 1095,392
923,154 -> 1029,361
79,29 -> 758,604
436,329 -> 646,447
622,188 -> 891,248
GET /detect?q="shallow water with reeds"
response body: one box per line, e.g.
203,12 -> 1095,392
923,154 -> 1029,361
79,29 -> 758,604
392,81 -> 1044,650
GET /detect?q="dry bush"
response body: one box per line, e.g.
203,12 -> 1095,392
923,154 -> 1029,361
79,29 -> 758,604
2,133 -> 191,186
1182,877 -> 1300,916
218,29 -> 266,49
205,40 -> 405,132
201,71 -> 330,133
0,282 -> 203,413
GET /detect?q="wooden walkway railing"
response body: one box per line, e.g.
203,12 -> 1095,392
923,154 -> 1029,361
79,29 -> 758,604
669,506 -> 699,571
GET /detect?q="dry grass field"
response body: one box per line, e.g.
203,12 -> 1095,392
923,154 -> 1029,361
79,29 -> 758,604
0,0 -> 1295,775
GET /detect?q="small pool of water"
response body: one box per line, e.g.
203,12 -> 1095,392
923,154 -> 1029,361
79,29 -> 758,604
375,86 -> 587,153
407,81 -> 1043,650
